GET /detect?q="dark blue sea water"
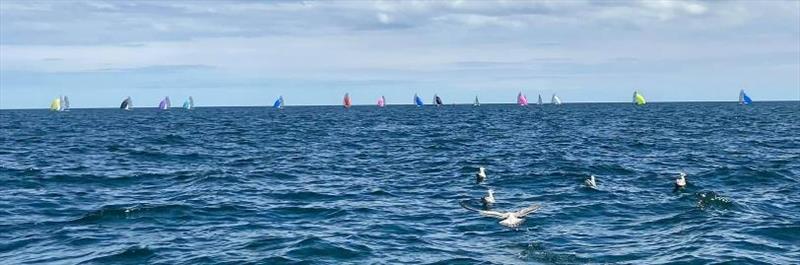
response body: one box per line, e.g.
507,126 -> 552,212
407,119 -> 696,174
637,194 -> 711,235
1,102 -> 799,264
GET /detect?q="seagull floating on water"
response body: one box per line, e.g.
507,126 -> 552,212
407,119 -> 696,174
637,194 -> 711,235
476,167 -> 487,183
675,172 -> 687,189
461,201 -> 541,228
482,189 -> 496,205
585,175 -> 598,189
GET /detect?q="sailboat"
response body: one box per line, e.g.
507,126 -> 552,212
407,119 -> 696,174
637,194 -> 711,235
433,94 -> 443,106
551,94 -> 562,105
120,97 -> 132,110
159,96 -> 171,110
50,97 -> 61,111
633,90 -> 646,105
473,96 -> 480,107
182,96 -> 194,110
414,94 -> 423,107
61,96 -> 70,111
517,92 -> 528,106
343,93 -> 352,109
377,96 -> 386,108
273,96 -> 284,109
537,94 -> 543,105
739,89 -> 752,105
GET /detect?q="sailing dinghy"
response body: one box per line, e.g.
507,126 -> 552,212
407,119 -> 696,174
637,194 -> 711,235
633,91 -> 646,105
60,96 -> 70,111
434,94 -> 443,106
50,97 -> 61,111
183,96 -> 194,110
120,97 -> 132,110
551,94 -> 562,105
343,93 -> 352,109
414,94 -> 423,107
159,96 -> 171,110
517,92 -> 528,106
377,96 -> 385,107
473,96 -> 480,107
739,89 -> 752,105
537,94 -> 543,105
273,96 -> 284,109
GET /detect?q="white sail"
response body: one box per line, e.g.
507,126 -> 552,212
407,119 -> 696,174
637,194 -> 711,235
62,96 -> 70,111
551,94 -> 562,105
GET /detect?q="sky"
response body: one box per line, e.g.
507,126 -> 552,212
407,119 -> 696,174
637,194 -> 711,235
0,0 -> 798,109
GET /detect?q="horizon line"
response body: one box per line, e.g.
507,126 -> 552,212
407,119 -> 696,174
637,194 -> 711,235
3,100 -> 798,110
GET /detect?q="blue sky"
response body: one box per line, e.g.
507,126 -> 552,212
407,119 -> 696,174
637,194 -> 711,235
1,0 -> 798,109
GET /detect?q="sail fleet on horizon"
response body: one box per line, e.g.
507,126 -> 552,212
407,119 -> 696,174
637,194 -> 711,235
48,90 -> 756,110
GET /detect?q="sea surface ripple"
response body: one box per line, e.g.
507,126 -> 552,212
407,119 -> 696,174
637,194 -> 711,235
1,102 -> 799,264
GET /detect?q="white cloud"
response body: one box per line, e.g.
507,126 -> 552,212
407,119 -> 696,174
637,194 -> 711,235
377,12 -> 391,24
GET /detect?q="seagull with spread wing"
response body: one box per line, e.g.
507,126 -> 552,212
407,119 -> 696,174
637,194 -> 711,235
460,201 -> 541,228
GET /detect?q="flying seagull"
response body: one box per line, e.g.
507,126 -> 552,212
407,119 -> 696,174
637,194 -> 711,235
461,201 -> 541,228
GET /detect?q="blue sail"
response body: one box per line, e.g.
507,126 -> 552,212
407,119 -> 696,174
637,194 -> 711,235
273,96 -> 283,109
739,90 -> 752,105
414,94 -> 423,107
742,91 -> 753,105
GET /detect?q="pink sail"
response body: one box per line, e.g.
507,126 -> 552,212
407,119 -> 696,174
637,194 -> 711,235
377,96 -> 385,107
517,92 -> 528,106
343,93 -> 352,108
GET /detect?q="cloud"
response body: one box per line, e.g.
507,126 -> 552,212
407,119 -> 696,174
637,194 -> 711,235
0,0 -> 797,108
1,0 -> 786,46
92,64 -> 215,73
377,12 -> 391,24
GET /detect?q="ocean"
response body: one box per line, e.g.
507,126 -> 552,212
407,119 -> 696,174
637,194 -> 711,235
1,102 -> 798,264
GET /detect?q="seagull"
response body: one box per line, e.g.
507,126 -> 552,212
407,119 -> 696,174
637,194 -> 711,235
481,189 -> 496,205
476,167 -> 487,183
675,172 -> 687,189
461,201 -> 541,228
585,175 -> 598,189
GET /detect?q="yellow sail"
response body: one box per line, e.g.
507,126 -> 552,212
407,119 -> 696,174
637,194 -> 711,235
50,98 -> 61,111
634,91 -> 646,105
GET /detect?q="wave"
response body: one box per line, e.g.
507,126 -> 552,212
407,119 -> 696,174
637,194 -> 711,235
517,242 -> 587,264
695,191 -> 735,211
70,204 -> 193,224
2,103 -> 798,264
284,236 -> 372,260
0,165 -> 42,178
424,257 -> 486,265
79,246 -> 154,264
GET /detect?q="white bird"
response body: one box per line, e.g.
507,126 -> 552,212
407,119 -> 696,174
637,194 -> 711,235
675,172 -> 687,189
585,175 -> 598,189
482,189 -> 496,205
476,167 -> 487,183
461,201 -> 541,228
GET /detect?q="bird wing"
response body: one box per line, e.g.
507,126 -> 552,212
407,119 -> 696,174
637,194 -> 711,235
460,201 -> 506,219
478,210 -> 507,219
514,204 -> 541,217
